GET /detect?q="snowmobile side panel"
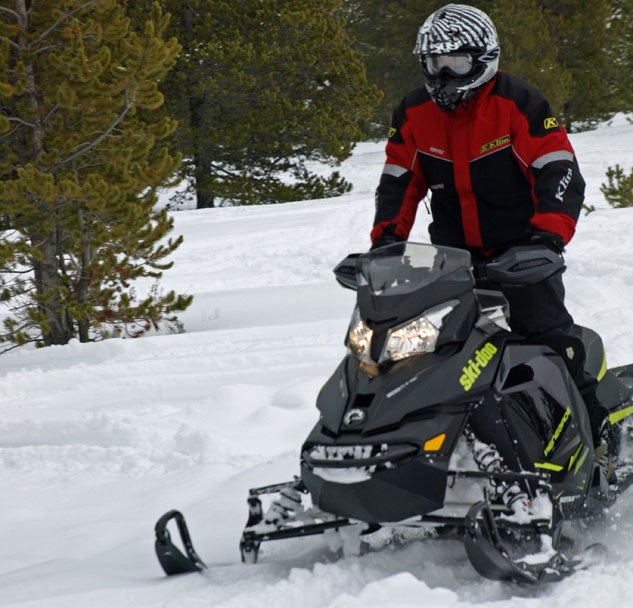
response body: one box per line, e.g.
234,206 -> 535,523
316,358 -> 350,434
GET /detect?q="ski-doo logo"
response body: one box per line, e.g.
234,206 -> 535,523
459,343 -> 498,391
544,117 -> 559,129
480,135 -> 510,154
388,126 -> 397,139
343,408 -> 366,426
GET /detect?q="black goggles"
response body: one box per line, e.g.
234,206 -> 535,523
423,53 -> 474,76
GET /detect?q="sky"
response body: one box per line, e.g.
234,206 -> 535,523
1,114 -> 633,607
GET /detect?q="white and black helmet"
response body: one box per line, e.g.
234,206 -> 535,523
414,3 -> 500,111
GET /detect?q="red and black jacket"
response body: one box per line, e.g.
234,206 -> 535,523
372,72 -> 585,253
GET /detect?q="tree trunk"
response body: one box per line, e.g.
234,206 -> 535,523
32,234 -> 73,345
193,149 -> 215,208
77,209 -> 92,342
190,96 -> 215,209
18,0 -> 73,345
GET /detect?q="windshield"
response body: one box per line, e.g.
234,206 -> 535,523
358,242 -> 472,296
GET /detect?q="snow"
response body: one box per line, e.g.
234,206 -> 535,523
1,114 -> 633,607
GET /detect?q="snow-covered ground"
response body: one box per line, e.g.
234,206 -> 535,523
1,115 -> 633,607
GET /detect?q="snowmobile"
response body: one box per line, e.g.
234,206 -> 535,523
154,242 -> 633,583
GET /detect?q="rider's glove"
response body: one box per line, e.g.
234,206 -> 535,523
370,234 -> 404,251
527,230 -> 565,254
370,223 -> 405,251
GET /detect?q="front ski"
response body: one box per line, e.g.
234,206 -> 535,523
464,500 -> 579,583
154,510 -> 207,575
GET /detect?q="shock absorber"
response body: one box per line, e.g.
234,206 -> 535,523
464,428 -> 530,512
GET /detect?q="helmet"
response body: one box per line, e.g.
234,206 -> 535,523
414,4 -> 500,111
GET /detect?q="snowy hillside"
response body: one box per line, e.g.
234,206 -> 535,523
1,114 -> 633,607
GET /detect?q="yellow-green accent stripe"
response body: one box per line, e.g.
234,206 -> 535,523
574,447 -> 590,475
568,443 -> 583,470
534,462 -> 564,472
597,350 -> 608,381
609,403 -> 633,425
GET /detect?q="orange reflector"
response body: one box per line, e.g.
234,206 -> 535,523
424,433 -> 446,452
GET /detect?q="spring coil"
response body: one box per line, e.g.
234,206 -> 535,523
465,428 -> 527,510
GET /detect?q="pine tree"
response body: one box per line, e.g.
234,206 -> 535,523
139,0 -> 381,208
609,0 -> 633,114
0,1 -> 191,348
601,164 -> 633,208
342,0 -> 436,139
489,0 -> 572,117
345,0 -> 633,135
541,0 -> 618,130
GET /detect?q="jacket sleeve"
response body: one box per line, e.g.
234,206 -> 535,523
510,95 -> 585,244
371,100 -> 428,245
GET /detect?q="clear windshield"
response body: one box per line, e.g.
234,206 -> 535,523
358,242 -> 472,296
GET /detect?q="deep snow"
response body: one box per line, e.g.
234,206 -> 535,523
1,114 -> 633,607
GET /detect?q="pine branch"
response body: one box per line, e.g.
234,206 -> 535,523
52,90 -> 136,172
34,0 -> 103,44
0,7 -> 20,20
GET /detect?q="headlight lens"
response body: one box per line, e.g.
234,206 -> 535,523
347,301 -> 457,365
380,316 -> 440,362
379,301 -> 458,363
348,308 -> 374,364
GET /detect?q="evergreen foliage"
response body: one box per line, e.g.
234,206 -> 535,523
0,0 -> 192,348
345,0 -> 633,136
487,0 -> 572,118
609,0 -> 633,114
601,165 -> 633,208
342,0 -> 436,139
540,0 -> 618,130
140,0 -> 381,208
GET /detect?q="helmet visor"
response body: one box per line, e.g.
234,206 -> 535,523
424,53 -> 473,76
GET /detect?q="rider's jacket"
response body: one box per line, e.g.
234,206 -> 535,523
372,72 -> 585,252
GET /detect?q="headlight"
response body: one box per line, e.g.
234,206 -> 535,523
348,308 -> 374,364
379,301 -> 458,363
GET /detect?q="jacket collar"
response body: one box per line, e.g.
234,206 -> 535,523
456,73 -> 498,114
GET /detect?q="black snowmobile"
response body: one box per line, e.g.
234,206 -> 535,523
154,242 -> 633,583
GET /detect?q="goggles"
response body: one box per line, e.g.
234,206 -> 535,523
423,53 -> 474,76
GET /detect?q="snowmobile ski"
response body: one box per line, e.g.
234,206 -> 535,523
154,510 -> 207,575
463,500 -> 575,583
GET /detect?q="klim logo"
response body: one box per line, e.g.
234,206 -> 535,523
459,342 -> 498,391
555,167 -> 573,202
480,135 -> 510,153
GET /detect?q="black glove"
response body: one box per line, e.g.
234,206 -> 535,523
370,233 -> 405,251
526,230 -> 565,254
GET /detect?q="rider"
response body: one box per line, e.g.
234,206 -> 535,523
370,4 -> 607,456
